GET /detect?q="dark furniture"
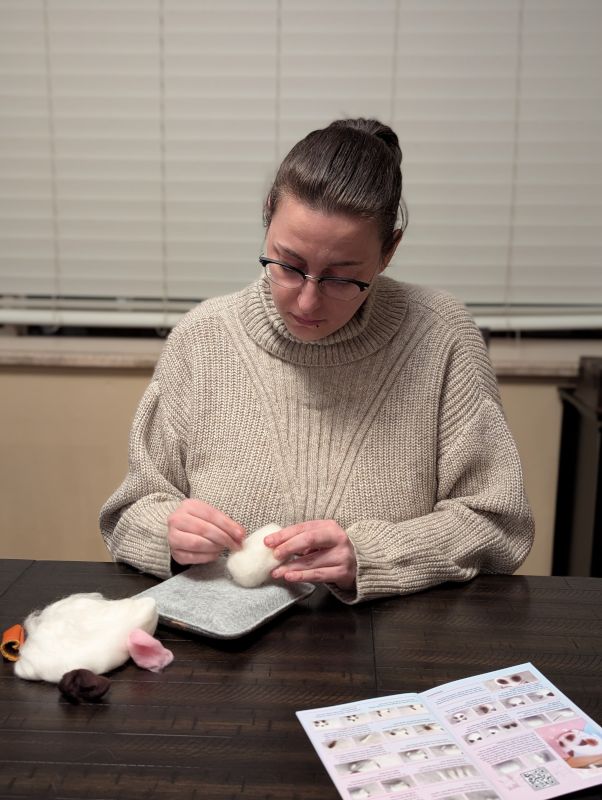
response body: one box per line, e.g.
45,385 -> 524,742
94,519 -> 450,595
1,560 -> 601,799
553,356 -> 602,577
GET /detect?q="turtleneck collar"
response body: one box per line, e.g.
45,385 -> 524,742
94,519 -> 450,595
238,275 -> 407,366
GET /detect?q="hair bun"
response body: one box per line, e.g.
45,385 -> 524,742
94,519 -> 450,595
330,118 -> 402,166
265,115 -> 407,246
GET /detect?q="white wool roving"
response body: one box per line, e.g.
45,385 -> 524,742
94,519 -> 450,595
226,523 -> 283,588
14,592 -> 158,683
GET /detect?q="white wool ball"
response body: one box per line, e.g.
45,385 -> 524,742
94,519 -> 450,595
14,593 -> 158,683
226,523 -> 283,588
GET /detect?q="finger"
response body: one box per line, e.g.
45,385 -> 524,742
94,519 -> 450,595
271,524 -> 341,561
282,566 -> 323,582
278,565 -> 350,585
282,557 -> 357,589
168,526 -> 229,555
168,505 -> 244,551
170,547 -> 218,566
276,549 -> 330,571
271,548 -> 340,578
186,500 -> 245,543
179,513 -> 243,551
263,523 -> 306,549
272,541 -> 356,583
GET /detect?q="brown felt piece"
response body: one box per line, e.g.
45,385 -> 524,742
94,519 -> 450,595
58,669 -> 111,704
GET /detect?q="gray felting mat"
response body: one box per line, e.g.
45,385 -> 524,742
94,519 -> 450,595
135,559 -> 315,639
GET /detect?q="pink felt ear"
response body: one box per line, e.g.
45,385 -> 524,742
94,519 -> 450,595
127,628 -> 174,672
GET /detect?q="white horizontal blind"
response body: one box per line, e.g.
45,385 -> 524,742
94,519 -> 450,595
0,0 -> 601,330
0,1 -> 54,299
163,1 -> 276,300
392,1 -> 520,305
510,0 -> 602,306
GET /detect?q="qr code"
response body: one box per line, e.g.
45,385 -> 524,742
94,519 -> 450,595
522,767 -> 559,790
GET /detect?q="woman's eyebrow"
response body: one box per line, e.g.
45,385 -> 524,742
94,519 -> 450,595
274,242 -> 363,268
274,243 -> 304,262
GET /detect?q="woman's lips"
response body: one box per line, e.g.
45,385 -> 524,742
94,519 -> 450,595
290,313 -> 324,327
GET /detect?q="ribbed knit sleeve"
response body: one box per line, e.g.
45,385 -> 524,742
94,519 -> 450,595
99,328 -> 192,578
331,332 -> 535,604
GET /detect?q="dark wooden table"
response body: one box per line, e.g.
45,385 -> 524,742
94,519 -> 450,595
1,561 -> 601,799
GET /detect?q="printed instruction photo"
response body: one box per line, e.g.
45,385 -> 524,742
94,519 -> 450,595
297,662 -> 602,800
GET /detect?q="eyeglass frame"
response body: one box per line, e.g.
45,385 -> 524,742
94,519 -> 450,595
259,256 -> 372,300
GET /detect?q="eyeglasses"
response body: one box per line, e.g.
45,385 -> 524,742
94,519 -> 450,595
259,256 -> 371,301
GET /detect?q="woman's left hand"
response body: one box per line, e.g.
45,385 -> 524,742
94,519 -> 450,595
264,520 -> 357,590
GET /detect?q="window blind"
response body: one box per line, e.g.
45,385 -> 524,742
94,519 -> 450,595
1,0 -> 600,331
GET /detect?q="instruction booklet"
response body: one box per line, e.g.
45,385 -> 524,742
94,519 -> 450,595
297,662 -> 602,800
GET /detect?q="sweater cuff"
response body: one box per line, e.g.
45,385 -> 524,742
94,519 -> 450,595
323,523 -> 405,605
344,520 -> 408,603
346,512 -> 497,602
114,497 -> 182,579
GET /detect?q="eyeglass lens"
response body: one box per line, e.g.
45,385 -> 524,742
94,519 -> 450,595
264,261 -> 362,301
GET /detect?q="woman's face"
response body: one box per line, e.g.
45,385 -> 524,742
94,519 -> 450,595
264,194 -> 399,342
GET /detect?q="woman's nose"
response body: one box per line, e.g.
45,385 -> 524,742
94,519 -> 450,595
297,277 -> 322,312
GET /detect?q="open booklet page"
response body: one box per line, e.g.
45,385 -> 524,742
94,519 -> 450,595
296,662 -> 602,800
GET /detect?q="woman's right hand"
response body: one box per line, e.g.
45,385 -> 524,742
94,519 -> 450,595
167,499 -> 245,566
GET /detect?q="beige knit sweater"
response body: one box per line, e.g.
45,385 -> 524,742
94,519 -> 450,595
100,275 -> 534,603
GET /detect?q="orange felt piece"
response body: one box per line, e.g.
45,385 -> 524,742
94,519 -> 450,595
1,623 -> 25,662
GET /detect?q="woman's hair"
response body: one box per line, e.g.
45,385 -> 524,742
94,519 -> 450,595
264,118 -> 408,254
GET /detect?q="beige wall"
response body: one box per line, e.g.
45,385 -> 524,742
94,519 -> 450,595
499,380 -> 563,576
0,366 -> 565,574
0,366 -> 148,563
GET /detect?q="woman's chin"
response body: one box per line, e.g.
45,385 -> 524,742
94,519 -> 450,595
286,314 -> 330,341
286,325 -> 326,342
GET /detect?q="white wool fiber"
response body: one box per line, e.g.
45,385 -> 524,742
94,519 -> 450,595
14,592 -> 158,683
226,523 -> 283,588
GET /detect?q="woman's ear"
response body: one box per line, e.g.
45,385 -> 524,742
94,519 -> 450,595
263,191 -> 273,229
379,228 -> 403,272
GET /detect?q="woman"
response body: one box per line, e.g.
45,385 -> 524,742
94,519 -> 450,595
100,118 -> 534,603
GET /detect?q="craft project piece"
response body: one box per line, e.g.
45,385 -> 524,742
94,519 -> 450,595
1,623 -> 25,661
14,592 -> 158,683
127,628 -> 174,672
226,522 -> 283,588
58,669 -> 111,704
